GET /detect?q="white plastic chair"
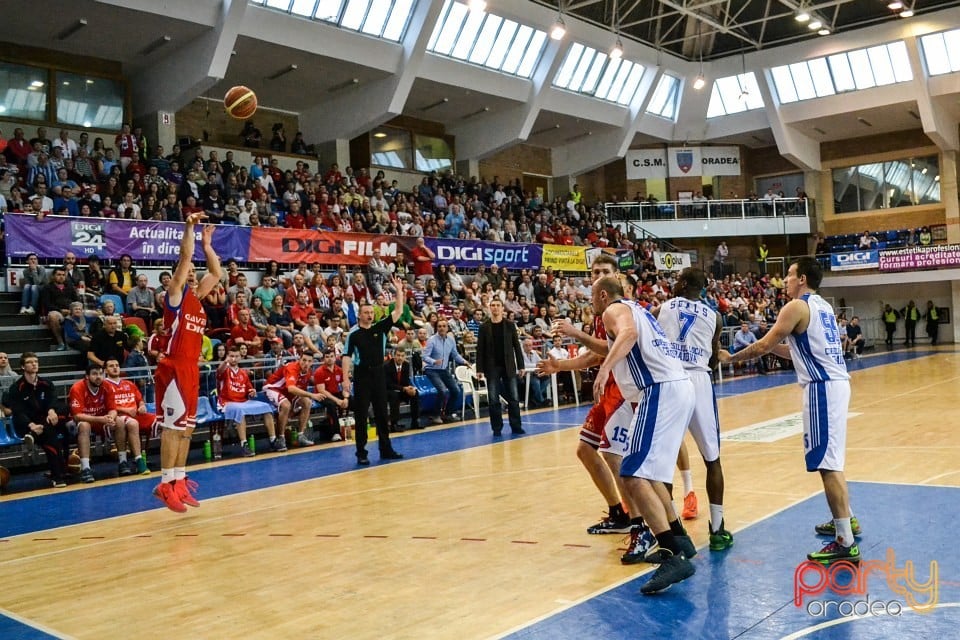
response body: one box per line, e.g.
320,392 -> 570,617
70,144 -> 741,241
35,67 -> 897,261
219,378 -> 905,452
455,365 -> 487,417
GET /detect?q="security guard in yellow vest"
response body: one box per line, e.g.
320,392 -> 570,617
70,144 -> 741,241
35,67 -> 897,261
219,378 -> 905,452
900,300 -> 921,346
882,304 -> 899,347
925,301 -> 940,345
757,243 -> 769,275
570,184 -> 582,205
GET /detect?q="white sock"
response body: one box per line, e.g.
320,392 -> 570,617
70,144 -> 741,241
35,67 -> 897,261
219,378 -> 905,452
681,470 -> 693,496
80,458 -> 90,471
161,468 -> 174,483
174,467 -> 187,481
709,504 -> 724,532
835,518 -> 854,547
134,454 -> 142,461
118,451 -> 128,463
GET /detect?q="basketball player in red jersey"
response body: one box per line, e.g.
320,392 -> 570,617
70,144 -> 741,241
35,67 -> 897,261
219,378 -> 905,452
153,213 -> 222,512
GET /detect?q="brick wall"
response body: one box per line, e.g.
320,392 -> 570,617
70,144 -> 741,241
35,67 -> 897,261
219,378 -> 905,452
821,129 -> 933,162
823,207 -> 946,236
478,144 -> 552,187
175,98 -> 300,150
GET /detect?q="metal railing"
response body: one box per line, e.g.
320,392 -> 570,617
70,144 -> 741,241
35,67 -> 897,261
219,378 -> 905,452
605,197 -> 810,223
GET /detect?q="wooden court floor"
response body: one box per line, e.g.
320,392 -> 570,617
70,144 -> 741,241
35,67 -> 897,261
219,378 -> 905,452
1,349 -> 958,639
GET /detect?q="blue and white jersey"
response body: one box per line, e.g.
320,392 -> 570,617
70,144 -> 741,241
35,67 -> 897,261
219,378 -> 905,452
657,297 -> 717,373
607,299 -> 688,400
786,293 -> 850,385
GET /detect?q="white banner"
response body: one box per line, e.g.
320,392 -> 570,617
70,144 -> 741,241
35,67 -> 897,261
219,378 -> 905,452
626,146 -> 741,178
667,147 -> 701,177
625,149 -> 668,179
653,251 -> 692,271
700,146 -> 741,176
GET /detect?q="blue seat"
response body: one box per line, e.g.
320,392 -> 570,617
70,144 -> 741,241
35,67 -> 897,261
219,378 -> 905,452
100,293 -> 125,314
0,417 -> 22,446
196,396 -> 223,425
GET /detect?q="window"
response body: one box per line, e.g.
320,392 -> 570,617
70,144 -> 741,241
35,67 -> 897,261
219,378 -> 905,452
0,62 -> 48,121
414,134 -> 453,172
426,1 -> 546,79
646,74 -> 681,120
552,43 -> 645,106
920,28 -> 960,76
832,155 -> 940,213
370,126 -> 413,170
56,72 -> 124,129
251,0 -> 414,42
706,72 -> 764,118
771,41 -> 912,104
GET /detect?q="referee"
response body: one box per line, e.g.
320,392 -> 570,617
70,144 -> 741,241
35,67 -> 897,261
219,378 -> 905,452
342,274 -> 407,465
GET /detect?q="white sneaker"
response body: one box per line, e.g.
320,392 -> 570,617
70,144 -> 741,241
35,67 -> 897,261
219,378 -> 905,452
19,306 -> 27,315
25,306 -> 35,315
331,433 -> 342,442
298,432 -> 315,446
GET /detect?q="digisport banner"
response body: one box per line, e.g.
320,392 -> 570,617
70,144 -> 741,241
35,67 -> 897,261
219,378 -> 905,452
653,250 -> 692,271
879,244 -> 960,272
4,214 -> 250,262
830,250 -> 879,271
541,244 -> 588,271
423,237 -> 541,271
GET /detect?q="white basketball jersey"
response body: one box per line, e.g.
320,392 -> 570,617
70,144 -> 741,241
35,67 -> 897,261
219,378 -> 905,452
607,299 -> 688,400
787,293 -> 850,385
657,297 -> 717,373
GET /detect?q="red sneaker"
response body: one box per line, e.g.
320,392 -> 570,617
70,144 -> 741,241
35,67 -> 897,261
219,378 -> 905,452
682,491 -> 698,520
176,479 -> 200,508
153,482 -> 187,513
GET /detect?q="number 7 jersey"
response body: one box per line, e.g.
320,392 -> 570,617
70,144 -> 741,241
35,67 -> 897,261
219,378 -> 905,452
656,297 -> 716,373
786,293 -> 850,385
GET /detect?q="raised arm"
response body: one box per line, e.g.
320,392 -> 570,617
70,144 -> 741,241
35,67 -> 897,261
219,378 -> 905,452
389,274 -> 406,324
196,225 -> 222,299
167,213 -> 204,307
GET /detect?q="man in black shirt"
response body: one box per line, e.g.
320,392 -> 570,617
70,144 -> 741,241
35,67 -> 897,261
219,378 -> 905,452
342,274 -> 407,465
476,298 -> 525,436
846,316 -> 864,359
88,315 -> 127,367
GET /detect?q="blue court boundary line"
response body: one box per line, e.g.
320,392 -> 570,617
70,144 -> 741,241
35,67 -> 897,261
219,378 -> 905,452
0,348 -> 944,539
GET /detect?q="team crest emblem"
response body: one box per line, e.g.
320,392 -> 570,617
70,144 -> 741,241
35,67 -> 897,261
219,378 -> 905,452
676,150 -> 693,174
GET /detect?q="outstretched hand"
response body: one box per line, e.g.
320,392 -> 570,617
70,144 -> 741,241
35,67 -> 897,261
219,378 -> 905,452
185,212 -> 207,226
717,351 -> 732,364
201,224 -> 215,246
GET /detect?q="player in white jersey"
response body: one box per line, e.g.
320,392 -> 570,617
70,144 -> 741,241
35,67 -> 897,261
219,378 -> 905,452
593,276 -> 697,595
720,257 -> 858,565
654,268 -> 733,551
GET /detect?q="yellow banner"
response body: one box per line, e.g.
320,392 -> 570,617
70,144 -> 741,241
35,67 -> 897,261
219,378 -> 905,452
541,244 -> 588,271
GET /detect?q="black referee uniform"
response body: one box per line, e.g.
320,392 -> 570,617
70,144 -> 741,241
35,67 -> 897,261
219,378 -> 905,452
343,315 -> 402,463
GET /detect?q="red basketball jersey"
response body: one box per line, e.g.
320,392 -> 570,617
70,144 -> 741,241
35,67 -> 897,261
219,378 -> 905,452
164,286 -> 207,362
217,366 -> 254,404
68,380 -> 108,418
104,377 -> 143,414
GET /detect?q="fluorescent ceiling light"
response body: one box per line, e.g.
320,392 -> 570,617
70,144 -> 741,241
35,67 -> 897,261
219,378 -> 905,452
550,17 -> 566,40
693,75 -> 706,90
610,39 -> 623,60
900,9 -> 914,17
887,1 -> 903,9
808,20 -> 822,30
795,11 -> 810,23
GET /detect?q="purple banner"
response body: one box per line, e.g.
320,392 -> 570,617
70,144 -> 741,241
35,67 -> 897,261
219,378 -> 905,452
424,237 -> 542,271
879,244 -> 960,272
5,214 -> 250,262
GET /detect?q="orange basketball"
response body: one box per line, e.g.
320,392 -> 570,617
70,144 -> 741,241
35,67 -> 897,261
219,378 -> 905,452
224,85 -> 258,120
0,465 -> 10,490
67,452 -> 81,475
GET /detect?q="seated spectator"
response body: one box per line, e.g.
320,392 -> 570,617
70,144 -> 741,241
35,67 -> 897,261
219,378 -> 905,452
386,348 -> 421,432
230,309 -> 263,355
68,363 -> 113,483
846,316 -> 864,359
421,319 -> 466,424
39,267 -> 77,351
858,230 -> 878,250
103,358 -> 153,476
19,253 -> 47,315
88,315 -> 127,367
108,254 -> 136,297
217,345 -> 282,456
126,274 -> 159,325
83,255 -> 106,300
64,301 -> 93,353
263,352 -> 324,447
521,338 -> 549,408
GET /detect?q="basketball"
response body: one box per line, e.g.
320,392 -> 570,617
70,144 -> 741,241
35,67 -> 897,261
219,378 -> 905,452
67,452 -> 81,475
224,85 -> 258,120
0,465 -> 9,490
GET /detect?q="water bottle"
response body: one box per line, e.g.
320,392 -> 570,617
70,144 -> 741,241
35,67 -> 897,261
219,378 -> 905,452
212,431 -> 222,460
203,440 -> 212,462
247,434 -> 256,454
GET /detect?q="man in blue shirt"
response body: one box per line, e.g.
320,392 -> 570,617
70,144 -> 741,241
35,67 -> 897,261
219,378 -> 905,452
422,319 -> 469,424
444,205 -> 465,238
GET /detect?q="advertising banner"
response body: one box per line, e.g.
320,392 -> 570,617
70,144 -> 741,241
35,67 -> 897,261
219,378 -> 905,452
625,149 -> 668,179
653,251 -> 692,271
424,238 -> 541,270
830,250 -> 879,271
699,146 -> 741,176
668,147 -> 701,177
879,244 -> 960,272
541,244 -> 588,271
247,228 -> 408,265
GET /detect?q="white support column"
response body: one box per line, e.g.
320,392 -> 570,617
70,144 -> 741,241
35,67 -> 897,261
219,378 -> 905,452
130,0 -> 246,119
757,70 -> 820,171
451,37 -> 568,160
299,0 -> 446,143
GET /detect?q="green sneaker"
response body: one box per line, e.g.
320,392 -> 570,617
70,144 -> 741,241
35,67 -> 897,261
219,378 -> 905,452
814,516 -> 861,537
137,456 -> 150,475
807,541 -> 860,565
709,521 -> 734,551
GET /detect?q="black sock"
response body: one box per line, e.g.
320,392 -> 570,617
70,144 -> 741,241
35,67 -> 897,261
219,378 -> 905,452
630,516 -> 645,527
669,519 -> 686,537
609,503 -> 626,520
655,531 -> 680,555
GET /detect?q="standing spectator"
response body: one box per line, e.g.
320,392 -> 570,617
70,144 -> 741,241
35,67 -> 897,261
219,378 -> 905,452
713,241 -> 728,278
115,123 -> 138,172
367,249 -> 391,296
19,253 -> 47,315
386,349 -> 421,432
882,304 -> 899,347
924,301 -> 940,345
39,267 -> 77,351
421,318 -> 467,424
410,237 -> 436,284
6,353 -> 70,487
217,345 -> 282,457
900,300 -> 920,347
476,298 -> 524,436
126,274 -> 159,325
